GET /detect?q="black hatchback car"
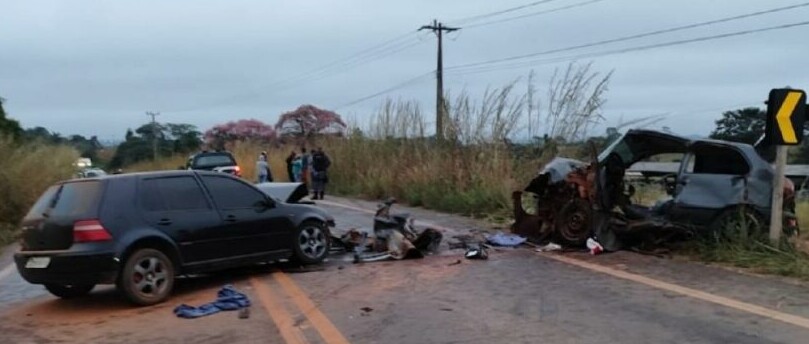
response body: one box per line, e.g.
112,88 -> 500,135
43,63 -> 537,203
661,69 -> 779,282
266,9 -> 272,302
15,171 -> 333,305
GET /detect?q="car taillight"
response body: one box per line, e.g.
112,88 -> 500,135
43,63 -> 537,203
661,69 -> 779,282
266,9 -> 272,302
234,166 -> 242,176
73,219 -> 112,242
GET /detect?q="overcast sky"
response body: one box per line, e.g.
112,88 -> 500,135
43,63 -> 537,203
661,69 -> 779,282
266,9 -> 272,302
2,0 -> 808,141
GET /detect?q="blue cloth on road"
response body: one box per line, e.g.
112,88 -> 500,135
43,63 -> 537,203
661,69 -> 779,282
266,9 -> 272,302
486,231 -> 527,247
173,284 -> 251,319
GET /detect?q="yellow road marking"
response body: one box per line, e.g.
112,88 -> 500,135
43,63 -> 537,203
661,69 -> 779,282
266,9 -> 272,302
776,91 -> 803,143
273,272 -> 351,344
542,253 -> 809,330
250,277 -> 310,344
323,198 -> 809,330
0,264 -> 15,283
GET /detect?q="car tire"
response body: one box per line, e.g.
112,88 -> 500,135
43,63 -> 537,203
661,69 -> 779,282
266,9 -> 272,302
709,207 -> 764,241
554,198 -> 592,246
292,220 -> 330,265
44,283 -> 95,299
117,248 -> 175,306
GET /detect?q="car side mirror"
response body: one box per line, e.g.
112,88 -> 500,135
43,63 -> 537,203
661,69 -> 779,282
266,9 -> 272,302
262,197 -> 277,209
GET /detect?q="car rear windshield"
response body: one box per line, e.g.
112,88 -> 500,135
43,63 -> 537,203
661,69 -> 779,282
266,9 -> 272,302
24,181 -> 104,221
193,154 -> 236,168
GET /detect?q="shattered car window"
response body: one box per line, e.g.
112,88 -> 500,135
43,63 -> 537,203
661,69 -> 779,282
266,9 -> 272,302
686,145 -> 750,175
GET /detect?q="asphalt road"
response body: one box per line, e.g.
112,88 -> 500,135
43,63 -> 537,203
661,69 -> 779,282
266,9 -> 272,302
2,196 -> 809,344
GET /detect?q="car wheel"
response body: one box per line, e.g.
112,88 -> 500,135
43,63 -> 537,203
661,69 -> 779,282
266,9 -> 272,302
118,248 -> 175,306
292,221 -> 330,265
710,207 -> 764,241
44,284 -> 95,299
554,198 -> 592,246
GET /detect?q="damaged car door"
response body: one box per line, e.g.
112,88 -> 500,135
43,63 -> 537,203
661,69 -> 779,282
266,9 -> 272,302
669,142 -> 759,227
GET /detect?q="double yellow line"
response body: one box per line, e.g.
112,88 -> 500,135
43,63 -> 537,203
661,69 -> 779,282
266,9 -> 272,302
250,272 -> 350,344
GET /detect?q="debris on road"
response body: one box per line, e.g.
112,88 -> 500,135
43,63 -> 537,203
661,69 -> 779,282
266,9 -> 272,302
334,198 -> 444,263
586,238 -> 604,255
448,259 -> 462,266
535,242 -> 562,252
485,231 -> 527,247
464,243 -> 488,260
238,307 -> 250,319
173,285 -> 251,319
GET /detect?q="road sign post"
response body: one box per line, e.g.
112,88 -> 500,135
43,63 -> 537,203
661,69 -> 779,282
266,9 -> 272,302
769,145 -> 788,243
765,88 -> 806,243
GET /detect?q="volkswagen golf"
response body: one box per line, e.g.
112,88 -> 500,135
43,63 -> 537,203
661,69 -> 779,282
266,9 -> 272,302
14,171 -> 334,305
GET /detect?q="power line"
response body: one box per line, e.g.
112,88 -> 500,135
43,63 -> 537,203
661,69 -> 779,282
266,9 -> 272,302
447,20 -> 809,76
450,1 -> 809,70
464,0 -> 608,29
450,0 -> 562,25
298,38 -> 426,85
335,71 -> 435,110
268,34 -> 424,89
165,31 -> 424,113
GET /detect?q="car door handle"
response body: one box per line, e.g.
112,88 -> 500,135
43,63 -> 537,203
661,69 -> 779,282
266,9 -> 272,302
157,219 -> 172,226
224,215 -> 237,223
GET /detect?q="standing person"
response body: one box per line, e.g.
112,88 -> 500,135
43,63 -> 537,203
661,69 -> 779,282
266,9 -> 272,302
300,147 -> 311,187
263,151 -> 274,182
310,147 -> 331,200
291,155 -> 303,183
285,150 -> 297,182
256,153 -> 270,183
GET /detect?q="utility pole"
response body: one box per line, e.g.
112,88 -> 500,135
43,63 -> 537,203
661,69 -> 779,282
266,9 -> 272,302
146,111 -> 160,160
420,19 -> 459,141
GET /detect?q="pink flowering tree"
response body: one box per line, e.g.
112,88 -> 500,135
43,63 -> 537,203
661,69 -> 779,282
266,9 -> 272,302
275,105 -> 346,138
204,119 -> 277,150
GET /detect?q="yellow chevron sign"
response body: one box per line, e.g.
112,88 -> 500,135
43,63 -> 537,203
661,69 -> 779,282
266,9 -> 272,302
766,89 -> 806,145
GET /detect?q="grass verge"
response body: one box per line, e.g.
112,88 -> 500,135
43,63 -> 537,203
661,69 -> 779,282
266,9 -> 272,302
680,204 -> 809,280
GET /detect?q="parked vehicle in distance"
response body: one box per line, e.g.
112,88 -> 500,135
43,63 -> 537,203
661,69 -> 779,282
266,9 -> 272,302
185,151 -> 241,177
14,171 -> 334,305
78,168 -> 107,178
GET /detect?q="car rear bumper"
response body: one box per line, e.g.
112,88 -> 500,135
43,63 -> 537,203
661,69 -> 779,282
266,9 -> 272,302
14,251 -> 119,285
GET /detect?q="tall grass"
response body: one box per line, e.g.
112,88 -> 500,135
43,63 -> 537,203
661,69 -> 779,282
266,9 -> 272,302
0,137 -> 79,246
324,85 -> 546,218
798,202 -> 809,232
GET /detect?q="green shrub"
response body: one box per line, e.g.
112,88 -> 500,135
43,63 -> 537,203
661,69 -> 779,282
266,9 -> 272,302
0,137 -> 78,239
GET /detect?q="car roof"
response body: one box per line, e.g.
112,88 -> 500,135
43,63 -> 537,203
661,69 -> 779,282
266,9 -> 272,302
191,151 -> 235,157
63,170 -> 232,183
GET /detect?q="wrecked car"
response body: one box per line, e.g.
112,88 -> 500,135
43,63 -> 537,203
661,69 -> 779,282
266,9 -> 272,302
513,129 -> 799,251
